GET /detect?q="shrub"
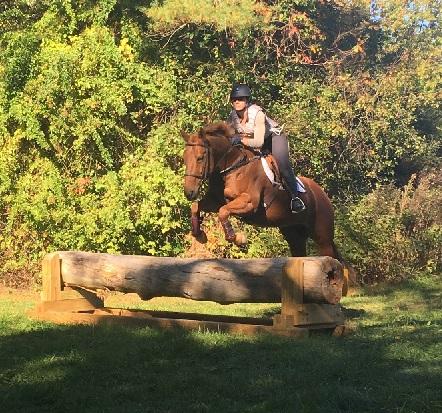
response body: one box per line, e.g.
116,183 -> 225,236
0,144 -> 190,287
335,169 -> 441,283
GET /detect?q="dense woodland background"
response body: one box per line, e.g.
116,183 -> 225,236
0,0 -> 440,287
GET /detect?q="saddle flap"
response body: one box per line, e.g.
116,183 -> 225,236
265,155 -> 282,185
261,155 -> 306,193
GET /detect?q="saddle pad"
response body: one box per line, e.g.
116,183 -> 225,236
261,157 -> 306,193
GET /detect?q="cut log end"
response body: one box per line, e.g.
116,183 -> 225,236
285,256 -> 344,305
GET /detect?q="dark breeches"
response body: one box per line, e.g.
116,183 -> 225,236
264,133 -> 298,195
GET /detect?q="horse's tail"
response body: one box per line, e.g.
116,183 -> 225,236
332,240 -> 359,293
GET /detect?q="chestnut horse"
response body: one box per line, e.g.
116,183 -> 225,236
182,122 -> 343,261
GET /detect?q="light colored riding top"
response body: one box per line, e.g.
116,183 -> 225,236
228,104 -> 281,148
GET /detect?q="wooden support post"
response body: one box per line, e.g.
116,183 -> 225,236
41,252 -> 62,302
37,253 -> 103,314
274,257 -> 345,329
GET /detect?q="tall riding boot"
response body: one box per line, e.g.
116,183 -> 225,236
283,173 -> 306,213
271,133 -> 306,213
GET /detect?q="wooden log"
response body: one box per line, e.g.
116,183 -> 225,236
51,251 -> 343,305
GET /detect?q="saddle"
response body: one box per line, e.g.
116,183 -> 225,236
260,153 -> 306,209
261,154 -> 284,189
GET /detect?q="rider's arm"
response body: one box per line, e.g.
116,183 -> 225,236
241,111 -> 265,148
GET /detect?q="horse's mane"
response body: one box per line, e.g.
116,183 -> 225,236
200,122 -> 234,139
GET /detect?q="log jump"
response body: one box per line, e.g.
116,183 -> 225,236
31,251 -> 347,337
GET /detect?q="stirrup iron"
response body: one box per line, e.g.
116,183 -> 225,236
290,197 -> 306,213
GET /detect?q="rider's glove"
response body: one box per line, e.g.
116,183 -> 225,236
231,134 -> 242,145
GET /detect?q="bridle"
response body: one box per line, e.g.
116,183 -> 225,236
184,137 -> 259,185
184,142 -> 210,181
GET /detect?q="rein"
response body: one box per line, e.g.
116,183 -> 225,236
219,153 -> 260,176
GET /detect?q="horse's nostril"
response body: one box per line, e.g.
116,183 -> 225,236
185,189 -> 196,201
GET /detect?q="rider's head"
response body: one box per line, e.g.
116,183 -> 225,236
230,83 -> 251,112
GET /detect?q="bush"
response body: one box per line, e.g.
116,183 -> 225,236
0,144 -> 190,288
336,169 -> 442,283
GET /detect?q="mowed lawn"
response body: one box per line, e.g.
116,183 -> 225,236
0,276 -> 440,413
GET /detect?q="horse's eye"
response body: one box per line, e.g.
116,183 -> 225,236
197,156 -> 204,162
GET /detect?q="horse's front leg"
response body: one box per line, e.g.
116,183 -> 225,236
218,193 -> 257,247
191,196 -> 223,237
190,202 -> 203,237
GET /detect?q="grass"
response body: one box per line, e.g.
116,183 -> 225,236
0,275 -> 440,413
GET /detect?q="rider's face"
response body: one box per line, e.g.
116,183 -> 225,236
231,97 -> 247,112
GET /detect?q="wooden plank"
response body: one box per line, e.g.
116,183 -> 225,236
59,287 -> 104,307
289,304 -> 344,326
281,258 -> 304,315
29,308 -> 309,338
41,253 -> 61,302
37,298 -> 101,313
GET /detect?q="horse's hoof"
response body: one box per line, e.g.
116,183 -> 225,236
234,232 -> 248,247
194,230 -> 208,244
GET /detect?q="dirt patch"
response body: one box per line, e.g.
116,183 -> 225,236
0,286 -> 39,302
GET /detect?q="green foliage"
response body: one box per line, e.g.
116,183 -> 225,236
336,169 -> 442,282
0,0 -> 440,286
146,0 -> 262,34
0,146 -> 190,285
5,26 -> 176,175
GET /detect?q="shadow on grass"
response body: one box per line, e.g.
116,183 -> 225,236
0,316 -> 439,413
341,307 -> 366,320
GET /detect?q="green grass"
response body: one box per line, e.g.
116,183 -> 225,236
0,276 -> 440,413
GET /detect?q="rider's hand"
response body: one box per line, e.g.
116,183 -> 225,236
231,134 -> 242,145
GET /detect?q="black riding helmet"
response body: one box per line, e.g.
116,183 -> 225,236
230,83 -> 251,100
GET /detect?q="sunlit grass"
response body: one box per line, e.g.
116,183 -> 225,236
0,276 -> 440,413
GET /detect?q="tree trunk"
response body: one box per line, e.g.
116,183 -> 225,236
55,251 -> 343,304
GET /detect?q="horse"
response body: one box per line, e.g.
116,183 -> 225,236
182,122 -> 344,264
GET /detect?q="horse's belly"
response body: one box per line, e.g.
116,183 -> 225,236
238,199 -> 301,227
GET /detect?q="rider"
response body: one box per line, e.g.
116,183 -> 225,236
227,83 -> 306,213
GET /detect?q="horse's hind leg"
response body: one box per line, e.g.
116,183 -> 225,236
279,226 -> 308,256
311,210 -> 353,294
312,217 -> 340,259
314,239 -> 341,259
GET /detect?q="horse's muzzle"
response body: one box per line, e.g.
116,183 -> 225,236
184,189 -> 198,201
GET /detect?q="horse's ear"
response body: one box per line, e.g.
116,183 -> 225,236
198,128 -> 208,142
181,131 -> 189,142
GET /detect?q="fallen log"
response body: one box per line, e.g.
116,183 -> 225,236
52,251 -> 343,305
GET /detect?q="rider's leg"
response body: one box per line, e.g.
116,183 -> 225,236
271,133 -> 306,213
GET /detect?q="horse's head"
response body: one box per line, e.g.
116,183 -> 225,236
182,130 -> 211,201
182,122 -> 235,201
